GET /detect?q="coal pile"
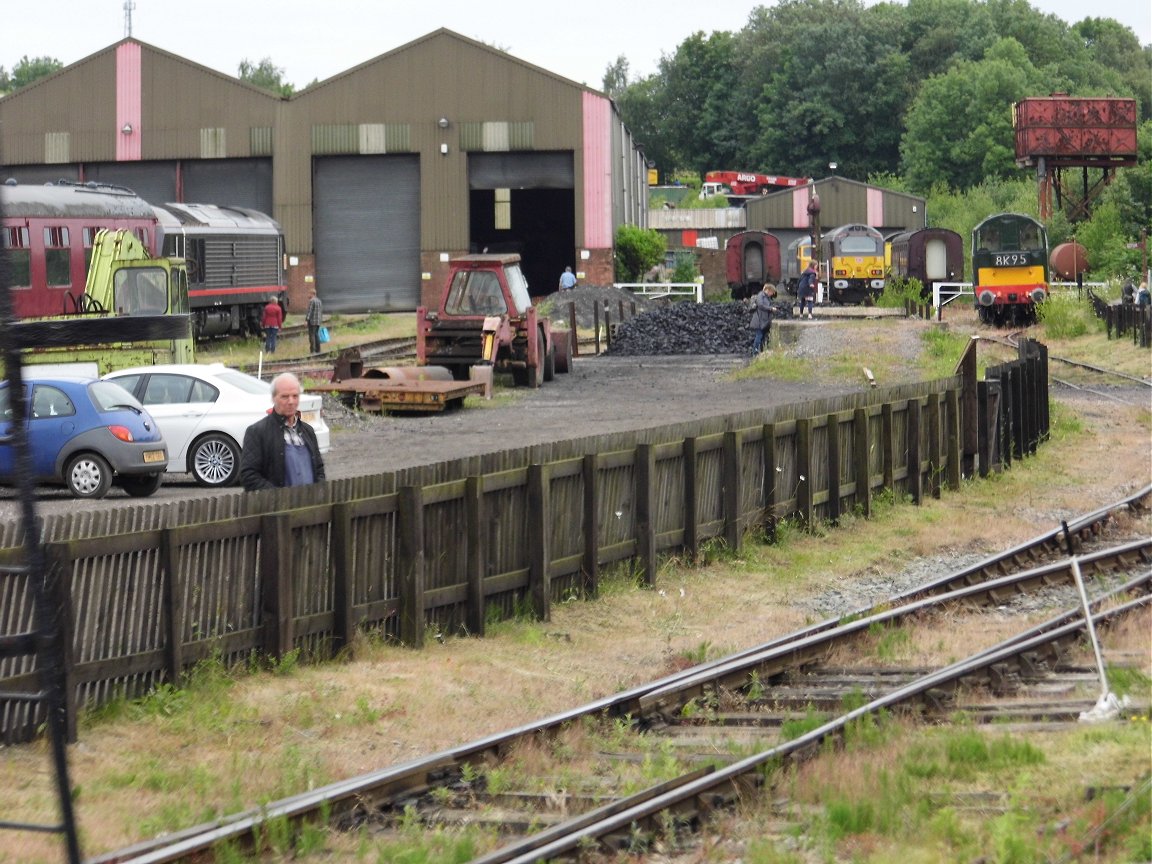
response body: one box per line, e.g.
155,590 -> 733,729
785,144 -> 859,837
606,300 -> 793,356
538,285 -> 657,329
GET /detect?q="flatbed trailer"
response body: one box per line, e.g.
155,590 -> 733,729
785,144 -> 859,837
310,369 -> 487,413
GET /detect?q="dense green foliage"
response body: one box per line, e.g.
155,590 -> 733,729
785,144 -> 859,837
238,58 -> 296,97
610,0 -> 1149,195
608,0 -> 1149,280
614,225 -> 667,283
0,55 -> 63,94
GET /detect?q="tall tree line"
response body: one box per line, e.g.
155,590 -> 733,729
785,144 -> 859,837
606,0 -> 1150,196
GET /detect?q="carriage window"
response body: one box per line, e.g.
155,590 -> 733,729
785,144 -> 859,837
3,227 -> 31,289
44,226 -> 72,287
135,227 -> 150,247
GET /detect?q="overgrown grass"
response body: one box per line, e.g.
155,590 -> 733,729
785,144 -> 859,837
759,720 -> 1151,863
1036,291 -> 1098,339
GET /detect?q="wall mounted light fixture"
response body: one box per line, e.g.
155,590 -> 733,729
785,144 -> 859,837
438,117 -> 450,129
121,123 -> 134,135
440,143 -> 449,155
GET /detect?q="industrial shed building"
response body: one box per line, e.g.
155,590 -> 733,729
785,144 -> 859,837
0,30 -> 648,312
745,176 -> 927,253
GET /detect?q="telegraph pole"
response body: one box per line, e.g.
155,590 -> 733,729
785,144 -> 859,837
124,0 -> 135,37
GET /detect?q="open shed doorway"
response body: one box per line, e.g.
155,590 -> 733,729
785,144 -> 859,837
468,151 -> 575,299
469,188 -> 574,297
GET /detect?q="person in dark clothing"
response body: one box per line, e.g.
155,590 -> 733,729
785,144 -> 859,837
305,288 -> 323,354
1121,280 -> 1135,305
748,283 -> 777,353
797,261 -> 819,319
240,372 -> 326,491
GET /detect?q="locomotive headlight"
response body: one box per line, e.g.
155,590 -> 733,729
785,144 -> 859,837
1030,288 -> 1047,304
834,279 -> 849,289
870,279 -> 885,289
978,290 -> 995,306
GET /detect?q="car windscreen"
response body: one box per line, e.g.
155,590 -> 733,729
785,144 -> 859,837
89,380 -> 144,411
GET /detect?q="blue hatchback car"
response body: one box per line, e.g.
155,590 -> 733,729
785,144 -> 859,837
0,377 -> 168,499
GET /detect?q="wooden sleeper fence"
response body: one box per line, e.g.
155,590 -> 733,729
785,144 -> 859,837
0,340 -> 1049,742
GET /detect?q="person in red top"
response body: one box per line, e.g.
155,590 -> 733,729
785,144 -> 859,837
262,295 -> 284,353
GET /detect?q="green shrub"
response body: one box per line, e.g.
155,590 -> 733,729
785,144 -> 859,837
1037,292 -> 1093,339
615,225 -> 666,283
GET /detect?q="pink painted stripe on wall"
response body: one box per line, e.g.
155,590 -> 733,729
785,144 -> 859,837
792,188 -> 811,228
867,187 -> 884,226
582,92 -> 612,248
116,42 -> 142,161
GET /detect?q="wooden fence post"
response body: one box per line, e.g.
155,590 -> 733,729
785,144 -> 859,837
927,393 -> 942,499
398,486 -> 425,648
330,502 -> 355,651
592,303 -> 601,355
44,544 -> 77,743
582,454 -> 600,597
528,463 -> 552,618
797,418 -> 814,526
946,388 -> 962,492
880,404 -> 895,491
826,414 -> 841,522
723,431 -> 743,550
683,437 -> 700,561
465,476 -> 486,636
761,424 -> 779,539
852,408 -> 871,517
635,444 -> 658,586
568,302 -> 579,357
907,400 -> 923,505
957,337 -> 979,479
158,529 -> 184,684
260,513 -> 294,660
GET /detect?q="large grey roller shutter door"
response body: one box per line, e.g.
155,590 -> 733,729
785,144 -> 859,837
85,162 -> 176,205
184,159 -> 273,213
313,155 -> 420,313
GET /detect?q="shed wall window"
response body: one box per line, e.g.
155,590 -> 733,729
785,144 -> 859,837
3,227 -> 31,289
494,188 -> 511,230
44,225 -> 71,287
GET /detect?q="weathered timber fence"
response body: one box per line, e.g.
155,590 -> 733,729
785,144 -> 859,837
0,340 -> 1050,742
1086,289 -> 1152,348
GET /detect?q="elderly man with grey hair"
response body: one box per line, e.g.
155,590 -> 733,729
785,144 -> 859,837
240,372 -> 326,490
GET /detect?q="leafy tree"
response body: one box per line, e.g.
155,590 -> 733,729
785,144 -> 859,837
1072,18 -> 1152,119
900,38 -> 1044,193
0,55 -> 63,94
614,75 -> 674,185
1075,200 -> 1138,279
743,0 -> 913,180
614,225 -> 666,283
899,0 -> 997,81
657,31 -> 743,177
601,55 -> 630,99
238,58 -> 294,97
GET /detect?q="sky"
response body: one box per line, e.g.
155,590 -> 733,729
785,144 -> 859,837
2,0 -> 1148,93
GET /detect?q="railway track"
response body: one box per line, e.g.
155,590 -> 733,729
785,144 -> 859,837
242,336 -> 418,380
90,485 -> 1150,864
987,332 -> 1151,405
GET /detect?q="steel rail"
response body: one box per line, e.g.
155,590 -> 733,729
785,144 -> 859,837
87,492 -> 1150,864
480,580 -> 1150,864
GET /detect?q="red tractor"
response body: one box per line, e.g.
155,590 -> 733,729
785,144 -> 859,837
416,254 -> 571,387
